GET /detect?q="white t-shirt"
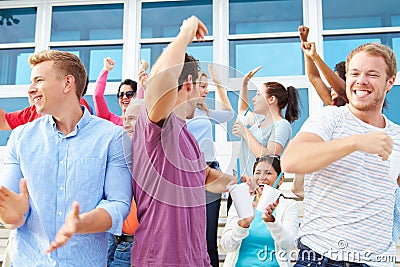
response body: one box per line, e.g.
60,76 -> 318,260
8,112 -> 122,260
298,105 -> 400,267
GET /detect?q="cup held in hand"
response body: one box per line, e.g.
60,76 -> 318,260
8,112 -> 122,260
236,114 -> 249,126
228,183 -> 253,219
256,184 -> 281,212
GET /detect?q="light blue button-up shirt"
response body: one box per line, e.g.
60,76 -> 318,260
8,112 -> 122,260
1,108 -> 132,267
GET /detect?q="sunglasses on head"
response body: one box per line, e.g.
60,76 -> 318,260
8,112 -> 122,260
117,91 -> 135,99
256,154 -> 280,162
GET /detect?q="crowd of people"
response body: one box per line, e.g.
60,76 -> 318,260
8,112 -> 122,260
0,15 -> 398,267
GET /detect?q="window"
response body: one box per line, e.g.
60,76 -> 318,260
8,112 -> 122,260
229,38 -> 302,77
140,42 -> 213,71
141,0 -> 212,38
229,0 -> 303,34
384,85 -> 400,125
0,7 -> 36,85
323,33 -> 400,75
322,0 -> 400,30
0,8 -> 36,43
53,45 -> 123,82
0,48 -> 34,85
51,4 -> 123,41
50,4 -> 124,81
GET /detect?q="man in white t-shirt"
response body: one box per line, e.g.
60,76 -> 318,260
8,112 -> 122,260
282,42 -> 399,267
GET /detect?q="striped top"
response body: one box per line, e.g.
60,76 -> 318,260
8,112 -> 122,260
298,105 -> 400,267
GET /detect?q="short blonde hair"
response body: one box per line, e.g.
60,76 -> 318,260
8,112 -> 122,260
346,43 -> 397,80
28,50 -> 87,99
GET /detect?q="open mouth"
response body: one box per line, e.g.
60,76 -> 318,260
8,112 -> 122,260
353,89 -> 371,98
33,96 -> 42,104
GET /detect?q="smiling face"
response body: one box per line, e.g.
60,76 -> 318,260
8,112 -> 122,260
118,84 -> 135,112
346,51 -> 394,113
252,85 -> 270,115
29,61 -> 65,115
197,74 -> 208,104
254,161 -> 279,196
123,102 -> 142,137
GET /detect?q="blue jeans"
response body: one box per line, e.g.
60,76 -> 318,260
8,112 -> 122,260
294,241 -> 370,267
107,233 -> 133,267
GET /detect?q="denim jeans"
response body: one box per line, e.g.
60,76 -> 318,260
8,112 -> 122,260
294,241 -> 370,267
107,233 -> 133,267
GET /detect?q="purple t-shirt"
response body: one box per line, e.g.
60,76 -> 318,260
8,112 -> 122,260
131,106 -> 210,267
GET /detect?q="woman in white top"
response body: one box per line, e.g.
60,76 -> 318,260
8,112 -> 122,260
186,64 -> 234,267
221,155 -> 299,267
233,67 -> 300,176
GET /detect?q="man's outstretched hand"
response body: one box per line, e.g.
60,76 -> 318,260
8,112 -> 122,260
45,202 -> 81,254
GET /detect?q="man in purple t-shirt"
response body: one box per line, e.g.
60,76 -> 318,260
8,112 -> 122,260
131,16 -> 242,267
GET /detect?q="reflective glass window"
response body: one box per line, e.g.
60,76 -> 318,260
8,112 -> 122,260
0,8 -> 36,43
384,86 -> 400,125
52,45 -> 123,82
229,0 -> 303,34
322,0 -> 400,30
0,97 -> 30,145
141,0 -> 212,38
0,48 -> 34,85
323,33 -> 400,73
229,38 -> 302,78
51,4 -> 123,41
140,42 -> 213,71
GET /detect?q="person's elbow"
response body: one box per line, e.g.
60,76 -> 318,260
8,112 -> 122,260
291,183 -> 304,199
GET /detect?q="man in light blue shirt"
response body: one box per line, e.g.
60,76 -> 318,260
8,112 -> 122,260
0,50 -> 132,267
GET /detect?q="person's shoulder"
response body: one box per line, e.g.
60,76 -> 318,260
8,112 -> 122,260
89,115 -> 124,132
11,115 -> 48,136
384,116 -> 400,133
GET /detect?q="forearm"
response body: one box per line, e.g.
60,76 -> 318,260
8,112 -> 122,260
215,85 -> 233,110
205,166 -> 236,193
282,135 -> 358,174
291,174 -> 304,199
146,31 -> 193,121
0,109 -> 11,130
238,84 -> 250,114
313,54 -> 347,99
245,129 -> 278,157
77,208 -> 112,234
220,208 -> 248,252
305,55 -> 332,106
93,70 -> 113,119
266,203 -> 298,249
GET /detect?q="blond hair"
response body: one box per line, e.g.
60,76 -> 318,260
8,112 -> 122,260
28,50 -> 87,99
346,43 -> 397,80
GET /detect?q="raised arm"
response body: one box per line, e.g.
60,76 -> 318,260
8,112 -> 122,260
0,108 -> 11,130
145,16 -> 207,123
238,66 -> 262,115
312,53 -> 347,101
208,64 -> 233,111
302,42 -> 333,106
93,58 -> 116,120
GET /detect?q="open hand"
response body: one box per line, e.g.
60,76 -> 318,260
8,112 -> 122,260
45,202 -> 81,254
0,178 -> 29,226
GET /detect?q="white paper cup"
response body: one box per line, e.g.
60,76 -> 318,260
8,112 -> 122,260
256,184 -> 281,212
236,114 -> 249,126
228,183 -> 254,219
